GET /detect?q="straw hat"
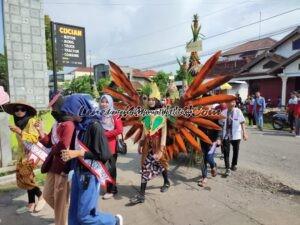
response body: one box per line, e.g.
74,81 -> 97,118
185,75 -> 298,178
2,101 -> 37,116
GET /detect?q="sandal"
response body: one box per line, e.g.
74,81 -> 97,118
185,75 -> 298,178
211,167 -> 217,177
198,178 -> 207,187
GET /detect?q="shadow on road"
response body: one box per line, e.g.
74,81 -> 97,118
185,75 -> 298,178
0,190 -> 53,225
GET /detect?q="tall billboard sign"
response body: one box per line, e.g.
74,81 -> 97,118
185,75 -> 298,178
51,22 -> 86,91
53,23 -> 86,67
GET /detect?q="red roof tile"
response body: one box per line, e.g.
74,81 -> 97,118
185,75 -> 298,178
72,67 -> 93,73
222,37 -> 277,56
132,69 -> 156,78
207,59 -> 248,78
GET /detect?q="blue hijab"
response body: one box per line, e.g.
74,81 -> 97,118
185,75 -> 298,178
61,94 -> 99,131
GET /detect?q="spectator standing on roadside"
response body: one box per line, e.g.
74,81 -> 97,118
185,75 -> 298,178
287,91 -> 298,133
294,91 -> 300,137
253,91 -> 266,131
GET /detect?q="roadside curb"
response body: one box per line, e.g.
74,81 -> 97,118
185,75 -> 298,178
0,169 -> 41,186
0,173 -> 15,185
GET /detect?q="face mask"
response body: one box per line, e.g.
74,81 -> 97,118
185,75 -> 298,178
51,111 -> 69,122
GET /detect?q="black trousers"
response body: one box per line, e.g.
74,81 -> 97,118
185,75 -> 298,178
222,139 -> 241,169
27,186 -> 42,204
247,113 -> 256,126
107,154 -> 118,193
288,113 -> 295,130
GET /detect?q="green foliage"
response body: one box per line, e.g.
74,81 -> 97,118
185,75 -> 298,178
140,83 -> 151,96
152,71 -> 170,97
63,75 -> 94,96
175,66 -> 187,81
187,72 -> 194,85
116,87 -> 124,94
175,56 -> 194,85
97,77 -> 111,94
35,171 -> 47,185
0,53 -> 8,90
45,15 -> 63,71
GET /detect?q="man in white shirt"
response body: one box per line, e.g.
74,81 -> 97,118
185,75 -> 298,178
219,99 -> 248,176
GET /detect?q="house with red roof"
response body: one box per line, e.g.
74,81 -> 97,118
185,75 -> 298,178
68,67 -> 94,80
238,26 -> 300,106
130,68 -> 156,90
208,27 -> 300,106
208,37 -> 277,100
93,64 -> 156,91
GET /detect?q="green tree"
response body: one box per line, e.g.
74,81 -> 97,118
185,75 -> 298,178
97,77 -> 111,94
45,15 -> 63,71
175,56 -> 188,81
64,76 -> 94,96
152,71 -> 170,97
140,83 -> 151,96
175,56 -> 194,89
0,53 -> 8,91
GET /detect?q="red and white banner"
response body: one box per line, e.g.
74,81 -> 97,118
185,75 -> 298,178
75,139 -> 114,186
23,141 -> 51,164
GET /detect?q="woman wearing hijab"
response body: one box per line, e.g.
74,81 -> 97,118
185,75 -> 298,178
99,94 -> 123,200
59,94 -> 123,225
35,93 -> 75,225
3,102 -> 46,213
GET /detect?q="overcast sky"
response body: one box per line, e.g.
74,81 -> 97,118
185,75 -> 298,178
4,0 -> 300,72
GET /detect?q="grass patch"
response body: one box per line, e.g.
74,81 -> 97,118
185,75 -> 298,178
0,170 -> 46,193
35,170 -> 47,186
0,183 -> 18,193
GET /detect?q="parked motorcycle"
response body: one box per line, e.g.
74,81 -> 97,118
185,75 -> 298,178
272,112 -> 289,130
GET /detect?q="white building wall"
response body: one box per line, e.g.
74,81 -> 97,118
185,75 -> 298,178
131,76 -> 149,86
249,59 -> 270,73
284,58 -> 300,73
64,73 -> 75,82
228,82 -> 248,101
74,71 -> 93,78
275,34 -> 300,58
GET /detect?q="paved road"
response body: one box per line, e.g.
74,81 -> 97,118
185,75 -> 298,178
240,127 -> 300,189
0,128 -> 299,225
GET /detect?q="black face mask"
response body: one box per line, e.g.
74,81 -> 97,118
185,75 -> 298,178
51,111 -> 68,122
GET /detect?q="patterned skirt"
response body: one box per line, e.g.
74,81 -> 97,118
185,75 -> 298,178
141,151 -> 165,182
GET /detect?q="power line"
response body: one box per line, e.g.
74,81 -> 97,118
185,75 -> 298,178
139,25 -> 297,69
107,1 -> 250,47
202,8 -> 300,40
136,24 -> 299,70
45,0 -> 244,6
106,8 -> 299,61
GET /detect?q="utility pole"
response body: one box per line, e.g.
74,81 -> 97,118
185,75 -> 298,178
50,21 -> 57,93
89,50 -> 93,91
259,11 -> 262,40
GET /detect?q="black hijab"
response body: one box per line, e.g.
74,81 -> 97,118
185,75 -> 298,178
50,95 -> 70,123
14,112 -> 32,130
